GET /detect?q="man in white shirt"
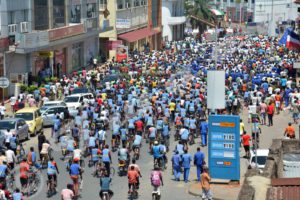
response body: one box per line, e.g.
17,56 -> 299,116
0,103 -> 5,120
5,149 -> 16,169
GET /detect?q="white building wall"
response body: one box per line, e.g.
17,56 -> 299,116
162,0 -> 186,41
254,0 -> 298,23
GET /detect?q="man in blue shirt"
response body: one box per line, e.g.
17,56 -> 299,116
200,120 -> 208,146
181,150 -> 192,183
99,171 -> 114,199
171,151 -> 182,181
194,147 -> 205,182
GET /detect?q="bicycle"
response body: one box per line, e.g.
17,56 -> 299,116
128,183 -> 138,200
26,167 -> 41,196
47,175 -> 56,197
16,143 -> 26,164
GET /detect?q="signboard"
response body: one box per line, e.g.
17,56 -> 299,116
116,19 -> 131,29
107,40 -> 123,50
208,115 -> 240,181
49,24 -> 85,41
39,51 -> 54,58
116,45 -> 128,62
16,31 -> 49,48
207,71 -> 225,109
0,77 -> 10,88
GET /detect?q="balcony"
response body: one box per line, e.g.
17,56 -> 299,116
166,16 -> 186,25
100,19 -> 114,32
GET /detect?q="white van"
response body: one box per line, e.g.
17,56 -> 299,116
64,93 -> 94,109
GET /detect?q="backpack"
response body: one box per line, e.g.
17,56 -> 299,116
151,171 -> 161,186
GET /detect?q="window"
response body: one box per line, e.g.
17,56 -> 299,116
134,0 -> 140,7
87,3 -> 97,18
53,0 -> 65,28
125,0 -> 131,8
70,4 -> 81,23
99,0 -> 107,10
117,0 -> 123,9
23,10 -> 28,22
8,11 -> 15,24
34,0 -> 49,30
151,0 -> 158,27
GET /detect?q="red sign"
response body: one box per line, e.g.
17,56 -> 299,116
0,38 -> 9,49
107,40 -> 123,50
49,24 -> 85,41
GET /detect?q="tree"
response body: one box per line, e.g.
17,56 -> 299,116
185,0 -> 214,34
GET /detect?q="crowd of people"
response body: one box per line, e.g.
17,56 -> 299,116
0,33 -> 299,200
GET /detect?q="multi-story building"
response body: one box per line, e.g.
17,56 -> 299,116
99,0 -> 162,60
0,0 -> 99,95
162,0 -> 186,41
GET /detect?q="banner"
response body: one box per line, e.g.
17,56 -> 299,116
116,19 -> 131,29
116,45 -> 128,62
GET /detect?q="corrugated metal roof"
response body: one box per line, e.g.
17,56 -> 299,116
266,178 -> 300,200
266,186 -> 300,200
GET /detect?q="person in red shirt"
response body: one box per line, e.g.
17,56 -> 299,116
242,131 -> 251,158
127,166 -> 139,193
19,158 -> 30,194
267,103 -> 274,126
135,119 -> 144,136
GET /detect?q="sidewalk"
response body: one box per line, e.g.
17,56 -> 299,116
188,181 -> 241,200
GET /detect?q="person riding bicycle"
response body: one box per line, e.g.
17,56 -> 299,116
127,165 -> 139,193
118,144 -> 130,167
120,125 -> 128,147
97,129 -> 106,149
90,145 -> 101,174
61,184 -> 74,200
148,126 -> 157,151
132,134 -> 142,152
69,158 -> 83,198
111,121 -> 121,149
162,122 -> 170,151
179,127 -> 189,146
19,158 -> 29,194
150,165 -> 163,198
99,171 -> 114,200
0,160 -> 9,189
40,140 -> 51,165
102,145 -> 112,176
152,141 -> 163,167
47,157 -> 59,192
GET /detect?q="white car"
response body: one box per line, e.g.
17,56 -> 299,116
64,93 -> 95,110
248,149 -> 269,169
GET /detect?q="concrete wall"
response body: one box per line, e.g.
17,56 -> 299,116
116,6 -> 148,28
238,139 -> 300,200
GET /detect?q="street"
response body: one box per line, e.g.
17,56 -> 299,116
11,105 -> 296,200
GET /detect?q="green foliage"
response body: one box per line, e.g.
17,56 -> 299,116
184,0 -> 213,33
27,85 -> 38,93
20,84 -> 28,93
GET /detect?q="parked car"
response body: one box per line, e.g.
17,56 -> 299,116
40,101 -> 67,113
41,106 -> 65,127
248,149 -> 270,169
0,118 -> 29,143
15,107 -> 43,136
64,93 -> 95,110
71,87 -> 92,95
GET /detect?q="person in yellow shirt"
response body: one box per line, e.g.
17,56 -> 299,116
101,92 -> 107,101
169,101 -> 176,122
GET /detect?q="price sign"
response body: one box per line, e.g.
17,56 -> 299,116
208,115 -> 240,181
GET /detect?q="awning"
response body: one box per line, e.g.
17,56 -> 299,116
118,27 -> 160,43
210,9 -> 224,16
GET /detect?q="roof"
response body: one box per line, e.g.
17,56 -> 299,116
16,107 -> 39,113
266,178 -> 300,200
118,27 -> 160,43
0,118 -> 22,122
210,9 -> 224,16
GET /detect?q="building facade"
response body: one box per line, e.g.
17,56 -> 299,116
162,0 -> 186,41
0,0 -> 100,95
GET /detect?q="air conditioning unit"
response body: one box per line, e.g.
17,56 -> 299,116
20,22 -> 29,33
8,24 -> 17,35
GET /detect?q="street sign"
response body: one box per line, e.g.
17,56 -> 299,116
0,77 -> 9,88
208,115 -> 240,181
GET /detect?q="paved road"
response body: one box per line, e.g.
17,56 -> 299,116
10,105 -> 298,200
